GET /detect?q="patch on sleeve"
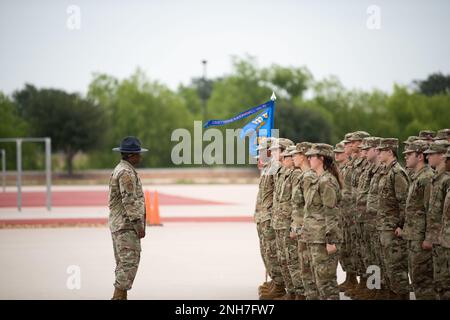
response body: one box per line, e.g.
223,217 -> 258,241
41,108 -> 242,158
322,184 -> 337,208
120,172 -> 135,194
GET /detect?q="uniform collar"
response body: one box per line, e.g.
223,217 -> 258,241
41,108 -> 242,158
120,159 -> 137,174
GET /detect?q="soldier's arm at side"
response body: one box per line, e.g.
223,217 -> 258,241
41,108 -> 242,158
290,173 -> 304,231
118,171 -> 144,224
321,179 -> 342,244
394,171 -> 409,229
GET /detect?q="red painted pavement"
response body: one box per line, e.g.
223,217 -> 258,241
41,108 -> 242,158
0,191 -> 230,207
0,216 -> 253,226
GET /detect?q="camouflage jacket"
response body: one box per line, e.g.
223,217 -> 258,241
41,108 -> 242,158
440,185 -> 450,248
291,168 -> 316,231
377,160 -> 409,231
108,160 -> 145,233
355,159 -> 373,223
301,170 -> 342,244
254,163 -> 270,223
351,158 -> 368,222
341,158 -> 354,223
258,160 -> 281,223
402,165 -> 434,241
366,163 -> 384,225
425,166 -> 450,244
272,167 -> 293,230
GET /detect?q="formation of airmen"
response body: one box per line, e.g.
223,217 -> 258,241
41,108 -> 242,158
254,128 -> 450,300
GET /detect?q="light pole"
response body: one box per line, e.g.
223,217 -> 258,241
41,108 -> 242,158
201,60 -> 208,124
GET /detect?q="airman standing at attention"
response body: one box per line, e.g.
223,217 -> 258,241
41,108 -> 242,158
272,140 -> 301,300
291,142 -> 319,300
354,137 -> 381,299
438,147 -> 450,299
346,131 -> 371,298
254,138 -> 275,296
340,133 -> 359,294
258,138 -> 291,300
376,138 -> 410,300
400,140 -> 435,299
423,140 -> 450,299
302,143 -> 343,300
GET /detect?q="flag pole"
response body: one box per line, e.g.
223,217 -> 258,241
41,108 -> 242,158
270,92 -> 276,134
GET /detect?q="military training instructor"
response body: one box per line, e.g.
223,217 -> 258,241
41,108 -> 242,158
109,136 -> 148,300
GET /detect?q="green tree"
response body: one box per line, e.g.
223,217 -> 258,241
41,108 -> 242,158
413,72 -> 450,96
13,84 -> 106,175
88,70 -> 194,168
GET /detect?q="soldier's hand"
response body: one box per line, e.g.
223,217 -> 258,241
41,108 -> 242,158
394,227 -> 402,237
422,240 -> 432,251
289,231 -> 297,239
133,223 -> 146,239
326,243 -> 337,255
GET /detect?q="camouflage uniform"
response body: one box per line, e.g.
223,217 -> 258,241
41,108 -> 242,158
109,160 -> 145,291
259,158 -> 284,287
376,139 -> 410,296
424,141 -> 450,299
273,165 -> 296,295
352,156 -> 369,277
272,155 -> 305,297
367,162 -> 388,289
356,137 -> 381,283
348,132 -> 371,280
302,144 -> 343,300
439,169 -> 450,299
255,161 -> 271,277
290,142 -> 319,299
339,134 -> 357,275
402,141 -> 435,299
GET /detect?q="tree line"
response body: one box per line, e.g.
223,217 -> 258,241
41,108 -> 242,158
1,56 -> 449,175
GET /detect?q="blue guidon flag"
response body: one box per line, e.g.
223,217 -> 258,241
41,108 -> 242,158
203,93 -> 276,157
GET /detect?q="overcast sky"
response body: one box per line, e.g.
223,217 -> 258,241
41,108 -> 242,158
1,0 -> 449,96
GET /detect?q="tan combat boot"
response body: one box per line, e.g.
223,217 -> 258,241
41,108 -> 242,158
339,272 -> 357,292
274,292 -> 296,300
259,284 -> 286,300
295,294 -> 306,300
111,287 -> 127,300
345,278 -> 363,298
258,281 -> 273,295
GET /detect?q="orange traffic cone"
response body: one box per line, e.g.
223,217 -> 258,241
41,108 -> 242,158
144,190 -> 153,225
149,190 -> 163,226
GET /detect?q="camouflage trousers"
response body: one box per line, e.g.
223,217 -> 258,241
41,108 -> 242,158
256,222 -> 270,277
362,222 -> 378,273
112,229 -> 141,291
339,221 -> 357,274
379,231 -> 409,295
373,230 -> 391,289
433,245 -> 450,299
407,240 -> 435,299
354,221 -> 366,276
275,229 -> 304,295
259,220 -> 284,286
307,243 -> 340,300
298,240 -> 320,299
